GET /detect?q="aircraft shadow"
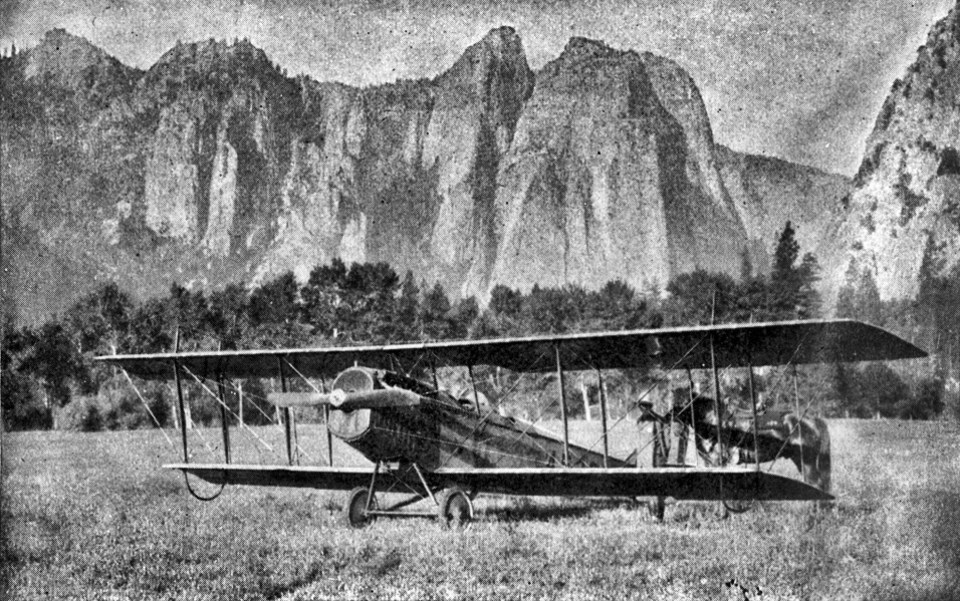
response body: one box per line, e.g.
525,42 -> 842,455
480,498 -> 639,523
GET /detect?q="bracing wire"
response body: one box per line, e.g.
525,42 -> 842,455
436,349 -> 555,469
180,365 -> 275,453
216,376 -> 279,424
180,402 -> 220,461
120,366 -> 225,500
275,358 -> 333,462
119,368 -> 175,447
210,373 -> 325,463
580,334 -> 709,458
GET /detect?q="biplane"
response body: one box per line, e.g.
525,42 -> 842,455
98,319 -> 925,526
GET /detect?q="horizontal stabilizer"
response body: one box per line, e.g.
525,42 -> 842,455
267,388 -> 422,410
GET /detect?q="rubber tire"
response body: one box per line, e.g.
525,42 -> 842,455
649,496 -> 665,522
437,487 -> 473,527
723,498 -> 756,514
345,487 -> 376,528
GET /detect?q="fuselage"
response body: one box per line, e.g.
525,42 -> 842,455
326,367 -> 629,470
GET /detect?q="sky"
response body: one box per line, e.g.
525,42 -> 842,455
1,0 -> 955,175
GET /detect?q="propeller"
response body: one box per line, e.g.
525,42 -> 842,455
267,388 -> 422,410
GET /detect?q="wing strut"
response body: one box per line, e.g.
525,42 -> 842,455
792,365 -> 804,477
554,345 -> 570,467
172,359 -> 189,464
322,378 -> 334,467
277,358 -> 295,466
747,359 -> 760,472
282,359 -> 334,466
596,369 -> 610,468
709,332 -> 725,468
747,360 -> 760,472
216,372 -> 232,464
467,364 -> 481,416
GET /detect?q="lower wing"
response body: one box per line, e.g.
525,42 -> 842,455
167,464 -> 831,501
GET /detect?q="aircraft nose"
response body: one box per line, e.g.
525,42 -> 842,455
329,389 -> 348,408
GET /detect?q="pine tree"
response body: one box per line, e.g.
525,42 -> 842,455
489,285 -> 523,319
835,260 -> 860,319
166,283 -> 210,348
301,259 -> 347,337
855,268 -> 882,325
127,298 -> 172,353
19,322 -> 86,422
772,221 -> 800,284
248,272 -> 299,327
448,297 -> 480,339
2,319 -> 48,430
341,262 -> 399,342
395,272 -> 421,340
769,221 -> 821,319
796,253 -> 822,319
420,283 -> 452,340
64,282 -> 132,355
587,280 -> 636,330
208,283 -> 249,348
664,270 -> 736,325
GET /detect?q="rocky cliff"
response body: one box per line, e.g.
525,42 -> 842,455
472,39 -> 748,295
828,2 -> 960,302
715,144 -> 850,275
1,28 -> 843,324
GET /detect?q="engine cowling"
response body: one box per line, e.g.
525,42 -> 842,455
326,367 -> 440,466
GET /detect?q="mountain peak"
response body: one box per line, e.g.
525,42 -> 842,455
480,25 -> 519,45
155,37 -> 272,72
827,1 -> 960,302
449,25 -> 525,66
24,28 -> 111,83
142,36 -> 285,100
435,25 -> 531,93
559,37 -> 621,61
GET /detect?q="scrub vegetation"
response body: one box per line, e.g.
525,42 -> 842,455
2,222 -> 948,434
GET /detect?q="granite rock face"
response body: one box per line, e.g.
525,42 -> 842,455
257,27 -> 533,290
468,39 -> 749,297
1,28 -> 844,323
716,144 -> 850,276
828,3 -> 960,301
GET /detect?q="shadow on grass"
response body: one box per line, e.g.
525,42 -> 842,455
482,497 -> 645,523
260,561 -> 323,601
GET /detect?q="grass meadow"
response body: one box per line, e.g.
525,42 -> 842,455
3,418 -> 960,600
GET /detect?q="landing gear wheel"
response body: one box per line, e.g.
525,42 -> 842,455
723,498 -> 756,514
649,496 -> 665,522
437,487 -> 473,527
345,487 -> 376,528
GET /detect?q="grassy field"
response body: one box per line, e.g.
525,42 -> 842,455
3,418 -> 960,600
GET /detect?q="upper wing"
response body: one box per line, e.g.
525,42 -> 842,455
99,319 -> 926,380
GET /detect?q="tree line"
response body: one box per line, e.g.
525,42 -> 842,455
1,222 -> 945,431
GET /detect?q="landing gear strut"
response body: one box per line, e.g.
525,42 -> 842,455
342,462 -> 475,527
